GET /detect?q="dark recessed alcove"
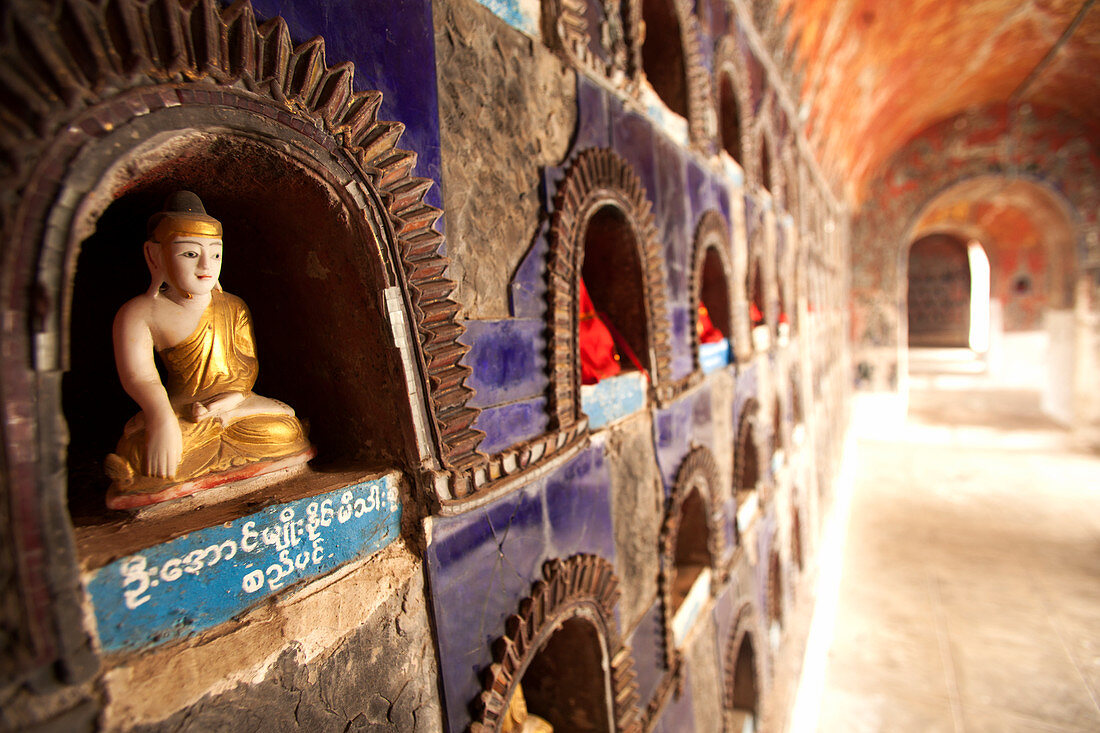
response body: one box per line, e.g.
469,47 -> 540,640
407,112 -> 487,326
64,135 -> 414,521
760,139 -> 772,193
522,618 -> 611,732
750,262 -> 766,329
735,402 -> 759,503
729,634 -> 759,731
719,74 -> 743,163
582,205 -> 650,372
671,488 -> 711,612
641,0 -> 688,117
700,247 -> 732,342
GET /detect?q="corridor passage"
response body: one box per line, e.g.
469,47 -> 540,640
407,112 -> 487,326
815,374 -> 1100,732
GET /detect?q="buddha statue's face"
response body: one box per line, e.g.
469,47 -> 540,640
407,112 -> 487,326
161,234 -> 223,297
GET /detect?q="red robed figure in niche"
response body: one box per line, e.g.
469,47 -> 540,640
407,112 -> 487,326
697,303 -> 724,343
750,301 -> 765,326
579,278 -> 622,384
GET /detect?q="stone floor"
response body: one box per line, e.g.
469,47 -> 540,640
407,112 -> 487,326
809,374 -> 1100,732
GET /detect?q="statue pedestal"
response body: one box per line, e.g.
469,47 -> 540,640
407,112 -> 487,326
106,447 -> 317,511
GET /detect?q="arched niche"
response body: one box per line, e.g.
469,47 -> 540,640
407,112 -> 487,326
691,211 -> 737,372
758,133 -> 773,195
906,233 -> 972,347
0,0 -> 477,678
547,148 -> 673,429
472,555 -> 642,733
723,604 -> 763,733
713,36 -> 752,168
770,397 -> 783,456
659,447 -> 726,659
733,399 -> 761,507
637,0 -> 712,148
747,250 -> 768,352
64,132 -> 418,520
791,505 -> 804,572
766,548 -> 784,631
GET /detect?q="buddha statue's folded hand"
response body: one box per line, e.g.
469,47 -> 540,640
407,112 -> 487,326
145,411 -> 184,479
190,391 -> 248,424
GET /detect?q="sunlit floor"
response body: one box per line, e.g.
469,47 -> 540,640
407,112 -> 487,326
811,372 -> 1100,732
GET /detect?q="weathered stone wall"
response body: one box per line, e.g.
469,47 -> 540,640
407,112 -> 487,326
120,546 -> 440,732
433,0 -> 577,319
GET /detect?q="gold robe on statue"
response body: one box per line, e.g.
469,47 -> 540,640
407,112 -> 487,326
107,291 -> 309,494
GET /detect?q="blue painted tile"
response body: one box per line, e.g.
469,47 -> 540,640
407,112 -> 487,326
629,601 -> 668,712
575,76 -> 612,153
670,304 -> 694,380
473,398 -> 549,454
582,372 -> 647,429
250,0 -> 444,212
700,339 -> 732,373
461,319 -> 548,408
544,445 -> 615,559
653,397 -> 694,493
510,233 -> 548,318
654,663 -> 696,733
88,475 -> 401,652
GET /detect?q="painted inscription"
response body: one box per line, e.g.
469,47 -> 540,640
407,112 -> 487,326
87,475 -> 401,652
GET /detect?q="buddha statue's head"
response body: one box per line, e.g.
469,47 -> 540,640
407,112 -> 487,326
144,191 -> 224,299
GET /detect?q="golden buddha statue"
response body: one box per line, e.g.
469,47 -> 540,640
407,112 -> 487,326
104,191 -> 312,509
500,684 -> 553,733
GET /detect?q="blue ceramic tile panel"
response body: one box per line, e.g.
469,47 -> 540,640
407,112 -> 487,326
461,319 -> 547,408
691,382 -> 713,435
250,0 -> 444,212
629,601 -> 668,712
473,0 -> 540,36
717,179 -> 733,226
544,444 -> 615,559
610,108 -> 658,209
652,135 -> 689,299
88,475 -> 401,652
670,304 -> 693,380
653,396 -> 695,493
713,583 -> 737,667
427,480 -> 547,732
473,398 -> 549,454
511,233 -> 549,318
575,76 -> 613,153
686,158 -> 716,224
700,338 -> 732,373
744,194 -> 758,242
582,372 -> 647,429
653,663 -> 696,733
426,446 -> 614,732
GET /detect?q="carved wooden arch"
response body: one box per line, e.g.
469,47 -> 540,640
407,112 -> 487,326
628,0 -> 714,150
690,210 -> 737,371
547,148 -> 673,428
733,398 -> 762,497
722,602 -> 767,732
766,547 -> 783,627
0,0 -> 482,679
471,554 -> 642,733
657,446 -> 728,661
542,0 -> 639,90
712,34 -> 754,166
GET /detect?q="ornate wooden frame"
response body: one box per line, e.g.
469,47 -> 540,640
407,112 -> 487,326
690,210 -> 737,373
471,554 -> 642,733
722,602 -> 766,733
657,446 -> 728,665
546,148 -> 673,429
0,0 -> 480,679
626,0 -> 714,151
733,398 -> 762,498
542,0 -> 640,91
712,34 -> 754,167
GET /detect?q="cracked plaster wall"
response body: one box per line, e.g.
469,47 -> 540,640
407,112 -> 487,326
434,0 -> 577,319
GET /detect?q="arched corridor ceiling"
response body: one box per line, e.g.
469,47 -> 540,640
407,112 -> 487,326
778,0 -> 1100,204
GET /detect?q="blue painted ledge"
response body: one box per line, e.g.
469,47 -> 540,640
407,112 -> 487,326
700,338 -> 732,374
87,473 -> 402,653
582,371 -> 647,429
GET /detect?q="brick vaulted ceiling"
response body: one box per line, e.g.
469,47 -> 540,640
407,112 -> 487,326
778,0 -> 1100,204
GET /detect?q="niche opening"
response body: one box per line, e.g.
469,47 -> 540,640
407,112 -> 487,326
520,617 -> 613,732
63,136 -> 415,522
728,633 -> 760,732
641,0 -> 688,117
670,488 -> 712,613
718,73 -> 743,164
